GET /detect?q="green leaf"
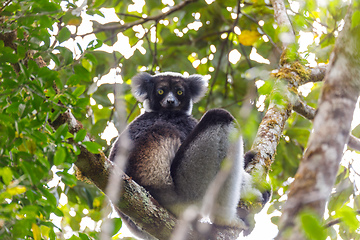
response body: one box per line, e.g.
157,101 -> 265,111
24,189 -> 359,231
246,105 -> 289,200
92,93 -> 112,107
81,58 -> 93,72
0,167 -> 13,185
54,146 -> 66,165
257,80 -> 274,95
112,218 -> 123,236
328,178 -> 353,211
67,74 -> 80,86
22,161 -> 41,184
39,186 -> 57,206
352,11 -> 360,29
56,46 -> 74,66
93,0 -> 107,8
3,2 -> 20,12
57,171 -> 77,187
74,65 -> 91,82
300,212 -> 327,240
17,45 -> 26,59
335,206 -> 359,231
0,113 -> 13,125
79,233 -> 91,240
73,85 -> 86,97
285,128 -> 310,146
68,234 -> 81,240
19,205 -> 39,218
74,129 -> 87,142
86,39 -> 102,50
52,207 -> 64,217
32,131 -> 48,144
0,46 -> 19,64
54,123 -> 69,142
84,53 -> 98,65
7,185 -> 26,196
82,141 -> 101,154
49,53 -> 60,66
12,219 -> 32,238
57,27 -> 71,43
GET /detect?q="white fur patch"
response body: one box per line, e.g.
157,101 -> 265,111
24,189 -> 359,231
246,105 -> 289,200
185,100 -> 193,115
143,99 -> 152,112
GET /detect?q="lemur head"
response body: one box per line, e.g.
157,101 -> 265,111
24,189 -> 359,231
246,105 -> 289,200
131,72 -> 208,115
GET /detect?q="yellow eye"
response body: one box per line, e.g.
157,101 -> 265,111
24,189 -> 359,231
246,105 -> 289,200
157,89 -> 164,95
177,90 -> 183,95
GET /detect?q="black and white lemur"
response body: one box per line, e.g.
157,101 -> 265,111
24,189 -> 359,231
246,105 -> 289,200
109,72 -> 268,232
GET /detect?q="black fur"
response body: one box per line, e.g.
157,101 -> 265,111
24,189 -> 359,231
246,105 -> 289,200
126,111 -> 197,200
110,72 -> 210,208
109,72 -> 268,235
171,109 -> 235,182
244,151 -> 256,169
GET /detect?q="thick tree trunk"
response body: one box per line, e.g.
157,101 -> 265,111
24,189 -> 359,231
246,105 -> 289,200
277,5 -> 360,240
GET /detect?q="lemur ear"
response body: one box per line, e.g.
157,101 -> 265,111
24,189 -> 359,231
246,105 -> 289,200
131,72 -> 153,102
187,74 -> 208,103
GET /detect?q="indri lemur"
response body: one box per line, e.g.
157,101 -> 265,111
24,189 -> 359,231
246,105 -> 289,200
109,72 -> 264,228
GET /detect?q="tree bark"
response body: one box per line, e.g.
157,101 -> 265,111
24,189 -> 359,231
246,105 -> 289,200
277,4 -> 360,239
246,0 -> 295,194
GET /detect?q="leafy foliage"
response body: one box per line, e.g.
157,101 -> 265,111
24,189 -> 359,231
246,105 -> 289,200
0,0 -> 359,239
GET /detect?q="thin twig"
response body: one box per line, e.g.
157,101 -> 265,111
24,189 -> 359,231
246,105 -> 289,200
293,98 -> 316,120
348,135 -> 360,152
270,0 -> 295,48
324,210 -> 360,228
159,30 -> 229,50
308,65 -> 327,83
205,35 -> 228,110
126,101 -> 139,122
0,0 -> 12,13
78,0 -> 198,38
117,13 -> 144,19
239,43 -> 252,68
287,7 -> 330,29
292,95 -> 360,152
4,9 -> 61,19
206,0 -> 242,109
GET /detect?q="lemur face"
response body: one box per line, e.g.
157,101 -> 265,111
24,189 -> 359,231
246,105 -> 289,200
153,77 -> 188,112
131,72 -> 208,115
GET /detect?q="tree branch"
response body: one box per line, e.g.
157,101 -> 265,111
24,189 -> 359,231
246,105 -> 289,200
324,210 -> 360,228
293,96 -> 360,152
277,4 -> 360,239
246,102 -> 291,174
308,64 -> 327,83
348,135 -> 360,152
292,98 -> 316,120
270,0 -> 295,47
246,0 -> 295,186
0,0 -> 13,13
88,0 -> 197,36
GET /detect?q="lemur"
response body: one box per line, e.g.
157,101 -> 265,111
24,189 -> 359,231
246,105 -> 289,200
109,72 -> 268,235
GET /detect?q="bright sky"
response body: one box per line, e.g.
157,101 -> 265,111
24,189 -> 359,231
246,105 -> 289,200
48,0 -> 360,239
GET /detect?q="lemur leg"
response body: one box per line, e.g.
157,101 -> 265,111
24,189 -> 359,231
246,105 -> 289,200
170,109 -> 244,226
207,136 -> 245,227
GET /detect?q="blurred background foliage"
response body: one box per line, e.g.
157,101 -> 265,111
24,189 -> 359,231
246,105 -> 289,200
0,0 -> 359,239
